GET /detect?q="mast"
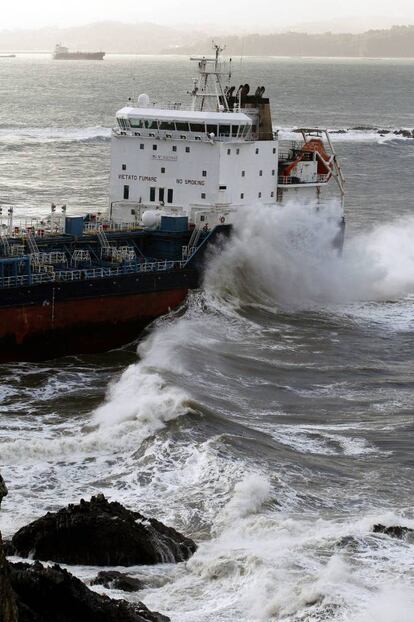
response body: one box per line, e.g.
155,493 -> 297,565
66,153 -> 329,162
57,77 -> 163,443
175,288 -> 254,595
190,43 -> 232,112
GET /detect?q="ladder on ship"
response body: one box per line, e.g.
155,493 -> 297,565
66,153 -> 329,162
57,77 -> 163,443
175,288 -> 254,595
97,228 -> 111,257
2,235 -> 11,257
187,224 -> 203,257
298,128 -> 346,207
26,232 -> 39,254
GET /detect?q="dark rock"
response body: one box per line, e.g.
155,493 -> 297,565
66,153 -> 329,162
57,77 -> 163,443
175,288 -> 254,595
0,474 -> 7,502
373,524 -> 414,539
0,473 -> 19,622
335,535 -> 360,550
11,494 -> 197,566
2,540 -> 15,556
394,129 -> 413,138
91,570 -> 144,592
9,560 -> 169,622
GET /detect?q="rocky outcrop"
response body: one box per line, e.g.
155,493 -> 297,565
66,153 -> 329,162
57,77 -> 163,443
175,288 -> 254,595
373,524 -> 414,539
0,474 -> 18,622
9,561 -> 169,622
91,570 -> 144,592
11,494 -> 197,566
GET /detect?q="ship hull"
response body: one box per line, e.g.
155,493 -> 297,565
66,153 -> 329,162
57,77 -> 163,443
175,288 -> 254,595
0,289 -> 188,362
53,52 -> 105,60
0,268 -> 197,362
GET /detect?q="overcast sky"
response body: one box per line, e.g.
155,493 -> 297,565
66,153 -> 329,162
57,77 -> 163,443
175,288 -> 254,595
2,0 -> 414,31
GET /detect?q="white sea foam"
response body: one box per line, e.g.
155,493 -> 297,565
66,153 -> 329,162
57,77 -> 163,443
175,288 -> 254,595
92,364 -> 189,429
350,588 -> 414,622
214,473 -> 273,531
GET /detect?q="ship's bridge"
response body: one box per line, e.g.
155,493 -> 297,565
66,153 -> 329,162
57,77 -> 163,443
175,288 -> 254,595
115,107 -> 254,142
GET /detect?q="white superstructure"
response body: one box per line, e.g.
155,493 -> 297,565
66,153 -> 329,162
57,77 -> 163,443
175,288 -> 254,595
109,45 -> 345,229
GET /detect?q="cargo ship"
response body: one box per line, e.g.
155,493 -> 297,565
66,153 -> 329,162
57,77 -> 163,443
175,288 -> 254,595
0,45 -> 345,362
53,44 -> 105,60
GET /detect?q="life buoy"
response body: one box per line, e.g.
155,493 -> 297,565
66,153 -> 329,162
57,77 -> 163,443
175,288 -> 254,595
220,216 -> 225,224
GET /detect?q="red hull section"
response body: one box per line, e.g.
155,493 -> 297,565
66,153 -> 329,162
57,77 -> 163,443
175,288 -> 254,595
0,288 -> 188,362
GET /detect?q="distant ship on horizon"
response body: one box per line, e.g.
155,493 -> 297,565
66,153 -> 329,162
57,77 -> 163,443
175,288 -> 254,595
52,44 -> 105,61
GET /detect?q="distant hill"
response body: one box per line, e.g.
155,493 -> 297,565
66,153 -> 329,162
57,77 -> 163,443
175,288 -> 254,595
1,22 -> 413,57
168,25 -> 414,58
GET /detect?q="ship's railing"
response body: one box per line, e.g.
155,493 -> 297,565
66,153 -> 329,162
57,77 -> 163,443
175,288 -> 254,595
83,221 -> 143,234
278,174 -> 329,185
114,127 -> 255,143
0,259 -> 187,289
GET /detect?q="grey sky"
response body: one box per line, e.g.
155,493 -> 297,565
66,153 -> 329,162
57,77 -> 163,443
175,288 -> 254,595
3,0 -> 414,30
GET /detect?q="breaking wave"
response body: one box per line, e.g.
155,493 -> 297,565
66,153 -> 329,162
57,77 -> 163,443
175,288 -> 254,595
278,126 -> 414,143
204,202 -> 414,308
0,126 -> 111,147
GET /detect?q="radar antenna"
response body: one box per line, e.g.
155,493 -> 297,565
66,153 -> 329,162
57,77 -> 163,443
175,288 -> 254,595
189,42 -> 231,112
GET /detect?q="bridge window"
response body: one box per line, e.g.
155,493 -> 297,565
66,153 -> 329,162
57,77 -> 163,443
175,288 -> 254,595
219,125 -> 230,137
207,124 -> 218,135
232,126 -> 239,137
159,188 -> 165,203
150,187 -> 156,201
190,123 -> 205,133
176,122 -> 189,132
159,121 -> 175,131
123,185 -> 129,200
167,189 -> 173,203
140,119 -> 157,129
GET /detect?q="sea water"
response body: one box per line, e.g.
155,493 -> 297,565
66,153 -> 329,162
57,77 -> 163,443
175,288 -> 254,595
0,54 -> 413,622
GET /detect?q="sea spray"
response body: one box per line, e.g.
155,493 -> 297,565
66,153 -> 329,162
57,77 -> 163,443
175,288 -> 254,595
204,203 -> 414,307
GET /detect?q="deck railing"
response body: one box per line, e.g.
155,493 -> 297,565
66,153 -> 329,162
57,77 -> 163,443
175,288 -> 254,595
278,174 -> 329,185
0,259 -> 187,289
